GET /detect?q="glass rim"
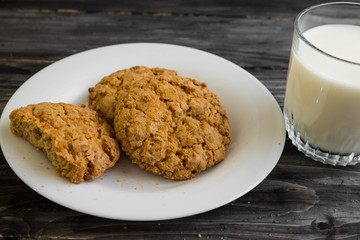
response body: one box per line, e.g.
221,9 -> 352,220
295,2 -> 360,66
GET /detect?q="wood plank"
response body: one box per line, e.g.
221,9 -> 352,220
0,0 -> 328,18
0,10 -> 293,69
1,168 -> 360,239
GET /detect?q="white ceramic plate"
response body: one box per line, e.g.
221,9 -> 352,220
0,43 -> 285,221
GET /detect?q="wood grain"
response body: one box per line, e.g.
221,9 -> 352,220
0,9 -> 293,68
1,0 -> 360,239
0,0 -> 329,17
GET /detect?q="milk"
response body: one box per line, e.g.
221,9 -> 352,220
284,24 -> 360,154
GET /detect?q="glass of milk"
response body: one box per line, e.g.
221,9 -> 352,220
284,2 -> 360,166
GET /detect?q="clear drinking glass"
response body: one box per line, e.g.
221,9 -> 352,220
283,2 -> 360,166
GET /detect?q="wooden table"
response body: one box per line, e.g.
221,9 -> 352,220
1,1 -> 360,239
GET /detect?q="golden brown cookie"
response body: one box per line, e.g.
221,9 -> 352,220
88,66 -> 177,124
113,67 -> 231,180
9,102 -> 120,183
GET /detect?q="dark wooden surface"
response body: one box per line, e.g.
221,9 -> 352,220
1,0 -> 360,239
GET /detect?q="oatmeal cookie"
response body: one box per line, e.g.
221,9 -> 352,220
114,68 -> 231,180
88,66 -> 177,124
9,102 -> 120,183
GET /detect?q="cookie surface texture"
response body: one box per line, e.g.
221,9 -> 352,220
9,102 -> 120,183
88,66 -> 177,124
114,67 -> 231,180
